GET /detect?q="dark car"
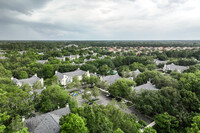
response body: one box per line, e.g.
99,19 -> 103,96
87,102 -> 93,105
115,97 -> 122,102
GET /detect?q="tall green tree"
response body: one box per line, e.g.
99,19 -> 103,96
109,78 -> 136,99
91,86 -> 100,98
43,64 -> 54,79
187,116 -> 200,133
154,112 -> 179,133
114,128 -> 124,133
38,85 -> 70,112
59,113 -> 88,133
18,71 -> 28,79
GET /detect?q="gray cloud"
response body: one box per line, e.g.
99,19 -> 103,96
0,0 -> 51,15
0,0 -> 200,40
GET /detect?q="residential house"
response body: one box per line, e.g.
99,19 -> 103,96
30,86 -> 46,95
84,58 -> 96,63
37,60 -> 48,64
163,63 -> 189,73
0,56 -> 7,59
100,73 -> 121,85
65,55 -> 80,60
124,69 -> 141,80
38,52 -> 44,55
56,56 -> 66,62
66,44 -> 78,47
55,68 -> 90,86
24,105 -> 70,133
11,74 -> 44,87
132,81 -> 158,93
154,59 -> 168,65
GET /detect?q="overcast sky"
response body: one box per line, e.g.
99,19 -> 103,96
0,0 -> 200,40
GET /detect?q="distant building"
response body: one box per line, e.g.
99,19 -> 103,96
55,68 -> 90,86
38,52 -> 44,55
56,56 -> 66,62
99,55 -> 107,59
11,74 -> 44,87
132,69 -> 141,77
132,81 -> 158,93
100,73 -> 121,85
0,52 -> 5,55
83,54 -> 89,57
84,58 -> 96,63
25,105 -> 70,133
163,63 -> 189,73
37,60 -> 48,64
0,56 -> 7,59
19,51 -> 26,55
66,44 -> 78,47
66,55 -> 80,60
154,59 -> 168,65
123,69 -> 141,80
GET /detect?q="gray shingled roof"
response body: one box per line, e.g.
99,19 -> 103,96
55,72 -> 64,81
55,69 -> 87,80
63,69 -> 86,77
0,56 -> 7,59
134,69 -> 141,77
56,57 -> 64,60
37,60 -> 48,64
133,81 -> 158,93
164,63 -> 189,72
30,89 -> 44,95
12,75 -> 41,86
84,58 -> 96,63
25,106 -> 70,133
101,74 -> 121,85
154,59 -> 168,65
65,55 -> 79,58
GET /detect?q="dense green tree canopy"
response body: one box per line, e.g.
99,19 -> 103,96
38,85 -> 70,112
109,78 -> 136,99
60,113 -> 88,133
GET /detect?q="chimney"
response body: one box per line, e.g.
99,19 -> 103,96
11,77 -> 14,80
34,74 -> 37,77
22,116 -> 25,122
66,103 -> 69,107
77,68 -> 80,70
55,71 -> 58,74
40,78 -> 44,87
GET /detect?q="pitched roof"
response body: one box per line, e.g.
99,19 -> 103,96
12,75 -> 41,86
25,106 -> 70,133
133,81 -> 158,93
0,56 -> 7,59
30,89 -> 44,95
101,73 -> 121,84
154,59 -> 168,65
55,69 -> 87,80
164,63 -> 189,72
134,69 -> 141,77
37,60 -> 48,64
62,69 -> 86,77
65,55 -> 79,58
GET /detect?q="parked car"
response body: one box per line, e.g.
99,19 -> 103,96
106,93 -> 111,97
115,97 -> 122,102
87,102 -> 93,105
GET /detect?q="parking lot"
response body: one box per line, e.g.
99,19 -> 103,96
70,88 -> 153,124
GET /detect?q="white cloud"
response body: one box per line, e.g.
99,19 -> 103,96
0,0 -> 200,40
